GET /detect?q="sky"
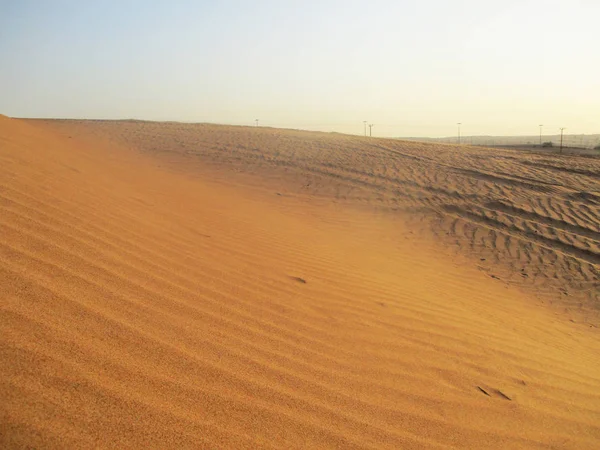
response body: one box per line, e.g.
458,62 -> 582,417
1,0 -> 598,137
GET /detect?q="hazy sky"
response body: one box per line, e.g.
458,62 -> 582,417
1,0 -> 598,137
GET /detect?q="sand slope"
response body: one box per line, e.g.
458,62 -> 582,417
2,116 -> 600,448
35,120 -> 599,317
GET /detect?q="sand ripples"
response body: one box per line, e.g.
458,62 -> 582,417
2,117 -> 600,448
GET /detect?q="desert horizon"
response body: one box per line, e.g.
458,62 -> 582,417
2,0 -> 600,447
2,114 -> 599,448
15,117 -> 600,149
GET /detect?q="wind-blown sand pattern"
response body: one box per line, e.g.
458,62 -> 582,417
2,116 -> 600,448
37,120 -> 599,313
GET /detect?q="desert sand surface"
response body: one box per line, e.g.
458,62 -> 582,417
2,116 -> 600,448
36,119 -> 600,316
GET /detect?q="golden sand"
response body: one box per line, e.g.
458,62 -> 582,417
1,116 -> 599,448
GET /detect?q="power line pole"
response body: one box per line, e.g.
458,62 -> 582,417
369,124 -> 374,137
559,127 -> 566,154
363,121 -> 367,136
255,119 -> 259,127
539,124 -> 543,146
457,123 -> 462,145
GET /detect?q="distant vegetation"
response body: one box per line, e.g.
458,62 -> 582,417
542,141 -> 554,148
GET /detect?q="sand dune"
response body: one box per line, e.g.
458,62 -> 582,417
37,119 -> 599,316
2,116 -> 600,448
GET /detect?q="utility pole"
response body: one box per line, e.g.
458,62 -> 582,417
539,124 -> 543,146
363,121 -> 367,136
457,123 -> 462,145
368,124 -> 374,137
255,119 -> 259,127
559,127 -> 566,154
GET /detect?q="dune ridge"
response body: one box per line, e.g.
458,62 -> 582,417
33,119 -> 599,318
2,116 -> 600,448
